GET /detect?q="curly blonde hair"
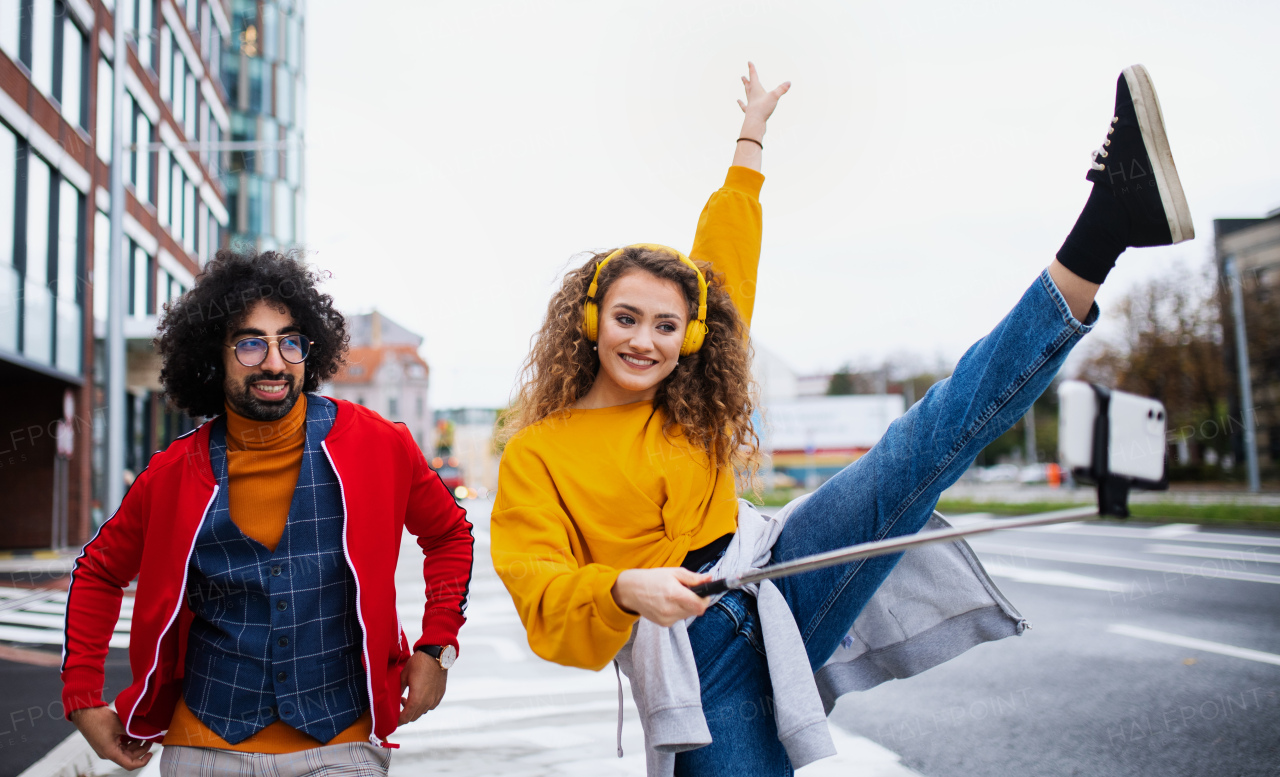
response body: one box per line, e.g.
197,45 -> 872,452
500,247 -> 761,489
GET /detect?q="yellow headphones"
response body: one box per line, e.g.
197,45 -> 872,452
582,243 -> 708,356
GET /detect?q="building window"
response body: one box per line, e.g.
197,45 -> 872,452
57,16 -> 88,130
27,0 -> 55,95
96,58 -> 112,163
0,122 -> 17,352
183,178 -> 195,253
156,147 -> 169,226
128,241 -> 151,318
55,178 -> 82,374
92,208 -> 108,323
388,397 -> 398,418
184,71 -> 197,138
158,24 -> 172,103
0,0 -> 18,60
171,46 -> 186,124
133,108 -> 152,204
133,0 -> 155,72
416,396 -> 424,418
169,161 -> 184,239
23,151 -> 54,364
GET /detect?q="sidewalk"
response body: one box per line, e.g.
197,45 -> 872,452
25,498 -> 922,777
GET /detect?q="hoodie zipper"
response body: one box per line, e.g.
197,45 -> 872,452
321,440 -> 390,748
123,485 -> 218,739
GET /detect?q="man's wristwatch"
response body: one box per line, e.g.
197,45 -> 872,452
418,644 -> 457,670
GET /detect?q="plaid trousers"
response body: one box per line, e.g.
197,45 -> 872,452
159,743 -> 390,776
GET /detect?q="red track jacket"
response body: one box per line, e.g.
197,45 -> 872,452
60,398 -> 474,747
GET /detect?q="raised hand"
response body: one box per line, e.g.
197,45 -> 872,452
737,61 -> 791,125
733,61 -> 790,171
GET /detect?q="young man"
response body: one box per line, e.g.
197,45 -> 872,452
62,250 -> 473,775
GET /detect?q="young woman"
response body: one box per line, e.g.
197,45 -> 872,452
492,63 -> 1193,776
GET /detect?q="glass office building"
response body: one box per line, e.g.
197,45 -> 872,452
221,0 -> 303,249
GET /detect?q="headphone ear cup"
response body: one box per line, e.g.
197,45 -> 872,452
680,320 -> 707,356
583,300 -> 600,342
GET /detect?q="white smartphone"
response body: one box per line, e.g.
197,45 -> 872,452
1058,380 -> 1167,484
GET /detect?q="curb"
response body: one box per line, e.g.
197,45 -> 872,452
14,731 -> 95,777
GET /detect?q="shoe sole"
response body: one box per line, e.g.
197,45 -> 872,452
1123,64 -> 1195,243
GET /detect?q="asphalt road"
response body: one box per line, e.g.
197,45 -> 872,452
7,510 -> 1278,777
830,518 -> 1280,777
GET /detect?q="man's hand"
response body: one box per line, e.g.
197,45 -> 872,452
399,649 -> 448,724
612,567 -> 713,628
70,706 -> 153,771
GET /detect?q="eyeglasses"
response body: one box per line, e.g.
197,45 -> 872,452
227,334 -> 313,367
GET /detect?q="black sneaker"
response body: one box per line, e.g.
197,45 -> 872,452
1086,64 -> 1194,246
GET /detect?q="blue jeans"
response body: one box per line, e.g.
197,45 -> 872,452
676,271 -> 1097,777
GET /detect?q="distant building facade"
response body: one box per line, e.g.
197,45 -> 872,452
325,310 -> 432,452
434,407 -> 500,497
1,0 -> 231,546
1215,210 -> 1280,475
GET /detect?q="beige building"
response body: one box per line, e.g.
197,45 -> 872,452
325,310 -> 432,453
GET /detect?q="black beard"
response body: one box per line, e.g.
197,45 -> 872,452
225,372 -> 303,421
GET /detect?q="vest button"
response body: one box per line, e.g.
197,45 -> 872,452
278,636 -> 289,647
279,702 -> 294,718
277,671 -> 288,682
277,600 -> 288,611
271,565 -> 282,576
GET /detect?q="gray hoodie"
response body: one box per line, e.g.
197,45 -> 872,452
614,494 -> 1026,776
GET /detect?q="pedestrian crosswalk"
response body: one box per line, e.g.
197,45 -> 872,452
0,585 -> 131,650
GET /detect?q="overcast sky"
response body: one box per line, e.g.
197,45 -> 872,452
305,0 -> 1280,409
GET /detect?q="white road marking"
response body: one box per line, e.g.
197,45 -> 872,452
1146,523 -> 1199,538
1014,524 -> 1280,548
1106,624 -> 1280,667
982,563 -> 1129,592
0,624 -> 129,648
1143,544 -> 1280,564
970,543 -> 1280,585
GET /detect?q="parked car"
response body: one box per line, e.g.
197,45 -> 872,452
976,464 -> 1021,483
1019,463 -> 1049,483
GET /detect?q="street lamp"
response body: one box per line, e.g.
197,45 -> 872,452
1223,255 -> 1260,493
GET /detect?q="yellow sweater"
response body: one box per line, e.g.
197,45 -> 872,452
165,395 -> 374,752
491,166 -> 763,671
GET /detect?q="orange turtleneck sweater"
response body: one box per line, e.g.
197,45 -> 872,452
164,395 -> 374,752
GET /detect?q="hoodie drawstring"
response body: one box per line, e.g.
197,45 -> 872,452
614,659 -> 625,758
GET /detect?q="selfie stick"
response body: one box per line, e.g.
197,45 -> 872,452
686,504 -> 1099,597
688,381 -> 1170,598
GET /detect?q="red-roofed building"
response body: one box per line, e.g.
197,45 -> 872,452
325,310 -> 432,453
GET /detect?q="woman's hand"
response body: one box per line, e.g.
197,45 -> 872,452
737,61 -> 790,125
612,567 -> 713,627
733,61 -> 790,171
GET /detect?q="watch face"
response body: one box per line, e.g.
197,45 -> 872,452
439,645 -> 457,669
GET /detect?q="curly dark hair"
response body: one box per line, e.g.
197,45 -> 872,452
155,248 -> 349,418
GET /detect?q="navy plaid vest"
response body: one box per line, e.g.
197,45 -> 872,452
183,395 -> 367,744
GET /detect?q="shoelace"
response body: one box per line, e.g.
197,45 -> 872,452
1089,116 -> 1119,171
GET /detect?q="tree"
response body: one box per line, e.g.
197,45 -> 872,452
1076,264 -> 1231,474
